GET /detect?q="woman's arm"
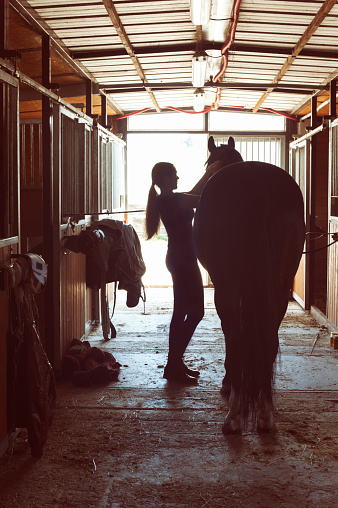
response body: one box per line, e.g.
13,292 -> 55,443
179,160 -> 223,209
188,160 -> 223,195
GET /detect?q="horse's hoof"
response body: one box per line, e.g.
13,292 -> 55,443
257,413 -> 275,433
222,414 -> 242,435
220,379 -> 231,397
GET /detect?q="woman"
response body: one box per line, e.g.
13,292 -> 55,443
145,160 -> 221,383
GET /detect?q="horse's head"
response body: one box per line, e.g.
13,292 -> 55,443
207,136 -> 243,167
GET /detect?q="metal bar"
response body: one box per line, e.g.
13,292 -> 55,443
69,209 -> 146,217
104,85 -> 317,95
0,236 -> 18,248
289,124 -> 324,147
100,82 -> 328,91
71,43 -> 338,61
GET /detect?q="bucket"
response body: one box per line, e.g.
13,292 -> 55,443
330,333 -> 338,349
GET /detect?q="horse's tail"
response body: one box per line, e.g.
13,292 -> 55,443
235,223 -> 280,422
235,202 -> 304,423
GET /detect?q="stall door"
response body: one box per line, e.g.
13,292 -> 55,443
289,139 -> 310,308
0,69 -> 19,452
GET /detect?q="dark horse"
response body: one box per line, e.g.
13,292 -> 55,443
194,136 -> 305,433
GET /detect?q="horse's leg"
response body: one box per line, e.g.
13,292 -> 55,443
220,323 -> 244,434
214,289 -> 232,395
257,390 -> 274,433
220,340 -> 231,396
215,291 -> 243,433
222,386 -> 243,434
257,330 -> 279,432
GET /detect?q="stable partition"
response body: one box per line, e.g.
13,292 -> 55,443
327,119 -> 338,329
19,104 -> 126,369
0,70 -> 20,452
289,138 -> 311,309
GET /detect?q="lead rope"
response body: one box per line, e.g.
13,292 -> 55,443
140,282 -> 146,314
302,232 -> 338,254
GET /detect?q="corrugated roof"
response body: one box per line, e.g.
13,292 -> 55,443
9,0 -> 338,118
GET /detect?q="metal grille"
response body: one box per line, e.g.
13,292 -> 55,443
95,128 -> 125,214
61,115 -> 86,217
213,135 -> 284,167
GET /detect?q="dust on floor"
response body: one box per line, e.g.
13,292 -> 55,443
1,288 -> 337,508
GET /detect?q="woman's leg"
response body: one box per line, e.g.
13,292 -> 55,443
167,261 -> 204,364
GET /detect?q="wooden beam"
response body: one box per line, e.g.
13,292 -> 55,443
101,0 -> 161,112
253,0 -> 337,113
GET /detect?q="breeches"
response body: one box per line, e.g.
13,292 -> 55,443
166,256 -> 204,360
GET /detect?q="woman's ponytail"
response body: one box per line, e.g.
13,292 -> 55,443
145,183 -> 160,239
145,162 -> 176,240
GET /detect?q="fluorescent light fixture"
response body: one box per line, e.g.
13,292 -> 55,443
190,0 -> 212,25
193,88 -> 205,112
192,51 -> 208,87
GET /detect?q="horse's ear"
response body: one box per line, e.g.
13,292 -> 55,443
228,136 -> 235,148
208,136 -> 216,153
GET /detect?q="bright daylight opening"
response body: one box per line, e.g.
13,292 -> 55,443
126,111 -> 285,287
126,132 -> 208,287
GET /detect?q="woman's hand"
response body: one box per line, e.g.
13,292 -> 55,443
206,160 -> 223,175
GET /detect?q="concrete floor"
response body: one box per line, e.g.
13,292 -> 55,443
1,287 -> 338,508
91,287 -> 338,393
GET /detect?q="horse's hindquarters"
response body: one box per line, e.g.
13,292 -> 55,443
194,162 -> 305,432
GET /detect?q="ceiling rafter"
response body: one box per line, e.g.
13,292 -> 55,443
101,0 -> 161,112
10,0 -> 124,115
252,0 -> 337,113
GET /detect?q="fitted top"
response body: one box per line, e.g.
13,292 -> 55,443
158,192 -> 196,263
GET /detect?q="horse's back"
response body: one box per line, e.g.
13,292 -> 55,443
194,161 -> 305,292
198,161 -> 303,218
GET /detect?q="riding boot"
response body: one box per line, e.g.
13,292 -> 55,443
163,359 -> 198,384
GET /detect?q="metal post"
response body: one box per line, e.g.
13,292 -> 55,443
309,95 -> 317,308
330,79 -> 337,119
0,0 -> 8,57
101,94 -> 107,128
311,95 -> 318,130
42,33 -> 55,365
86,79 -> 92,117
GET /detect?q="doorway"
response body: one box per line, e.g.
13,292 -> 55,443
126,132 -> 208,286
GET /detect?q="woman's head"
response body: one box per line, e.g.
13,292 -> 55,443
151,162 -> 177,192
145,162 -> 177,240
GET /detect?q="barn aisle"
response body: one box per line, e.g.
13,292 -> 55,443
0,288 -> 338,508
